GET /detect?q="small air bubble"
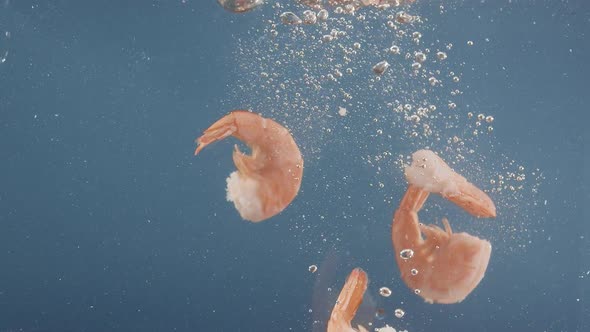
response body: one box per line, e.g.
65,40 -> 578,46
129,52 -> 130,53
280,12 -> 302,25
379,287 -> 392,297
373,61 -> 390,75
415,52 -> 426,63
400,249 -> 414,260
317,9 -> 329,21
436,51 -> 447,60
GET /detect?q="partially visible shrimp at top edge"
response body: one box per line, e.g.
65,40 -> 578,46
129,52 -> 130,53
194,110 -> 304,222
392,150 -> 496,304
327,268 -> 396,332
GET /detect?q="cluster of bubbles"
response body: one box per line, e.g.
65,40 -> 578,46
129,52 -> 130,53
229,1 -> 545,330
218,0 -> 265,13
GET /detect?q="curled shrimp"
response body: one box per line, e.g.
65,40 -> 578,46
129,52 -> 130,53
327,268 -> 370,332
194,110 -> 304,222
392,150 -> 496,304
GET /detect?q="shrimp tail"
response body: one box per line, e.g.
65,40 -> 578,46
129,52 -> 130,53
444,176 -> 497,218
405,150 -> 496,219
194,113 -> 238,155
329,268 -> 368,326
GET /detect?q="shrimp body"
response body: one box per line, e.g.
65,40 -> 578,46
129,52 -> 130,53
327,268 -> 370,332
392,150 -> 495,304
195,111 -> 303,222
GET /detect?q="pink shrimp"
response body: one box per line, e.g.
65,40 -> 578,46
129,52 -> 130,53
194,110 -> 303,222
392,150 -> 496,304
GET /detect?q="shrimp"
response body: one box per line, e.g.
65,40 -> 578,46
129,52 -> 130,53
194,110 -> 304,222
327,268 -> 370,332
392,150 -> 496,304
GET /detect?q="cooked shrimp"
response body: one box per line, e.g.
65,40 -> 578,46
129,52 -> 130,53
404,149 -> 496,218
194,110 -> 303,222
392,150 -> 495,304
327,268 -> 370,332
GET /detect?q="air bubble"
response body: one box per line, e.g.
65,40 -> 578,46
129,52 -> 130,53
379,287 -> 392,297
308,264 -> 318,273
373,61 -> 390,75
280,12 -> 302,25
302,10 -> 317,24
218,0 -> 263,13
415,52 -> 426,63
395,11 -> 413,24
394,308 -> 405,318
436,51 -> 447,60
322,35 -> 334,43
400,249 -> 414,260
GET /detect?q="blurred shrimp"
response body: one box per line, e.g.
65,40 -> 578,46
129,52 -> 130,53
327,268 -> 370,332
392,150 -> 496,304
194,110 -> 303,222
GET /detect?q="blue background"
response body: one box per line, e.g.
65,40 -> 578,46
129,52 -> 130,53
0,0 -> 587,331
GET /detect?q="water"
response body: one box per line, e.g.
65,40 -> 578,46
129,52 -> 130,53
0,0 -> 587,331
